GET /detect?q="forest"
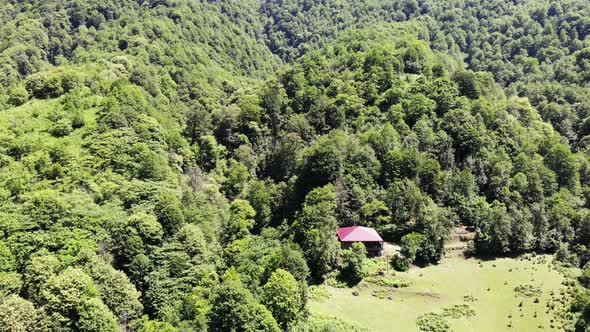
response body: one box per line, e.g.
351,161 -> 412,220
1,0 -> 590,331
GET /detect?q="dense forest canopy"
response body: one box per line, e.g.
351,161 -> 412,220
261,0 -> 590,147
1,0 -> 590,331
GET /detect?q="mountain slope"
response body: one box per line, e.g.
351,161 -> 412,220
0,1 -> 589,331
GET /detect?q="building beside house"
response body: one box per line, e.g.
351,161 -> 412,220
336,226 -> 384,257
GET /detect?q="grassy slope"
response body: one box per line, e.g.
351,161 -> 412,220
310,255 -> 567,332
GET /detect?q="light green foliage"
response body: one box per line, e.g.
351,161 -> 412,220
222,160 -> 250,198
416,313 -> 450,332
382,148 -> 418,184
571,288 -> 590,312
0,272 -> 22,297
241,179 -> 283,232
137,320 -> 178,332
23,255 -> 60,303
76,298 -> 118,332
0,0 -> 590,330
228,199 -> 256,241
364,276 -> 412,288
264,243 -> 310,284
306,314 -> 369,332
0,295 -> 45,332
154,190 -> 185,236
308,286 -> 331,302
441,304 -> 476,318
85,258 -> 143,322
361,200 -> 391,231
544,144 -> 579,190
513,284 -> 543,298
174,224 -> 207,259
127,212 -> 163,244
41,268 -> 99,315
22,190 -> 68,229
262,269 -> 302,329
0,242 -> 15,272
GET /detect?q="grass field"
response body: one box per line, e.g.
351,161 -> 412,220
309,254 -> 570,332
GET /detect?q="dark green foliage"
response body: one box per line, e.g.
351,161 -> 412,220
474,202 -> 513,256
382,149 -> 418,184
400,232 -> 426,264
544,144 -> 579,189
390,254 -> 411,272
154,190 -> 184,237
294,185 -> 341,281
8,86 -> 29,106
580,269 -> 590,292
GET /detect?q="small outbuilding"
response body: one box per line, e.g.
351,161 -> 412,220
336,226 -> 384,257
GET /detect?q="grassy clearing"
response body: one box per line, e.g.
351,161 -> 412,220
309,255 -> 569,332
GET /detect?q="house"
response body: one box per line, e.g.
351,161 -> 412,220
336,226 -> 384,257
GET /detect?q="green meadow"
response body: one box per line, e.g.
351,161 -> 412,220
310,255 -> 571,332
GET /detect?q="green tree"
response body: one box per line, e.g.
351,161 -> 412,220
228,199 -> 256,241
361,200 -> 391,233
293,185 -> 341,280
385,179 -> 430,238
208,270 -> 280,332
474,202 -> 513,256
340,242 -> 367,285
261,269 -> 303,329
23,255 -> 60,303
154,190 -> 185,236
264,244 -> 310,284
8,85 -> 29,106
382,149 -> 418,185
544,144 -> 579,190
0,272 -> 22,297
127,212 -> 163,244
453,70 -> 480,99
0,242 -> 16,272
76,298 -> 118,332
41,267 -> 99,315
400,232 -> 425,263
0,295 -> 45,332
85,258 -> 143,324
300,138 -> 343,191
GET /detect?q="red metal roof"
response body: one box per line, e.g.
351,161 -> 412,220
336,226 -> 383,242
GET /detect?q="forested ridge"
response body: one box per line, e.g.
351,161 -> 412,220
1,0 -> 590,331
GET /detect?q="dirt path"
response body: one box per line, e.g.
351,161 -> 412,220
445,226 -> 475,258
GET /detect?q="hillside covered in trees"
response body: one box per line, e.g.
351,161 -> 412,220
1,0 -> 590,331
